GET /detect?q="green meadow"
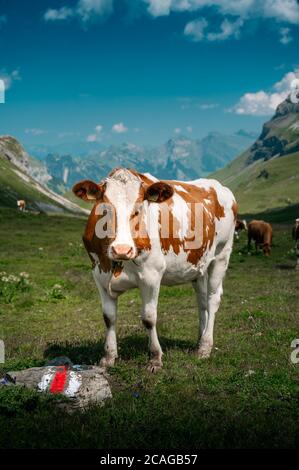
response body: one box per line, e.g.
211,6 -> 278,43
0,207 -> 299,448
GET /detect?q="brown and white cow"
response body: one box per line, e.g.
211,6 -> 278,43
247,220 -> 273,256
17,200 -> 26,212
73,168 -> 237,371
234,219 -> 247,240
292,218 -> 299,270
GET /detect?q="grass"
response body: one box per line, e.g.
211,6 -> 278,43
0,207 -> 299,449
213,151 -> 299,214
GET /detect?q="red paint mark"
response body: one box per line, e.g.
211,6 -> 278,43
49,366 -> 68,394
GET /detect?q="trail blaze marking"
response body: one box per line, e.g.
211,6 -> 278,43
49,366 -> 68,394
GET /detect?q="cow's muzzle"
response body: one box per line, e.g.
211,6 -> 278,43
111,244 -> 135,260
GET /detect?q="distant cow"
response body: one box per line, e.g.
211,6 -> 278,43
73,168 -> 237,371
17,200 -> 26,212
292,219 -> 299,270
235,219 -> 247,240
248,220 -> 273,256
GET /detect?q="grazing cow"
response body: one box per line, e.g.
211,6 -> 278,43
292,219 -> 299,270
235,219 -> 247,240
17,200 -> 26,212
247,220 -> 273,256
73,168 -> 237,371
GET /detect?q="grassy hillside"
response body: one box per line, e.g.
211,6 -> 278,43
0,153 -> 88,215
212,151 -> 299,214
0,206 -> 299,448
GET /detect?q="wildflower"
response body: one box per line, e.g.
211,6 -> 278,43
20,272 -> 29,278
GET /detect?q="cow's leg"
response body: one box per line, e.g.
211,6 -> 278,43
193,274 -> 208,352
247,235 -> 251,252
197,242 -> 232,359
95,281 -> 118,368
139,276 -> 163,373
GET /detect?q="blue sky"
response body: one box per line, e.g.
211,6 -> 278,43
0,0 -> 299,146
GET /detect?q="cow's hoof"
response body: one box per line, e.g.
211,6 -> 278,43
100,356 -> 116,368
147,360 -> 163,373
197,345 -> 212,359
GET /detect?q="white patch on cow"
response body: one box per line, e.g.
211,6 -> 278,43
144,172 -> 158,182
171,192 -> 189,240
90,252 -> 100,264
64,371 -> 82,397
175,184 -> 188,193
105,169 -> 141,256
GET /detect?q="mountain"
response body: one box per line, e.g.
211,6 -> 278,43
212,96 -> 299,214
27,131 -> 254,192
0,136 -> 88,215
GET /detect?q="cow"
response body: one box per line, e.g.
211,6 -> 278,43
292,219 -> 299,270
247,220 -> 273,256
72,168 -> 237,372
234,219 -> 247,240
17,200 -> 26,212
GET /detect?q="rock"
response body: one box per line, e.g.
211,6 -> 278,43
4,364 -> 112,412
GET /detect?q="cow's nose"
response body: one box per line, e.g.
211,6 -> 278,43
111,244 -> 134,260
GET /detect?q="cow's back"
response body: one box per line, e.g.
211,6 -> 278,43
248,220 -> 272,244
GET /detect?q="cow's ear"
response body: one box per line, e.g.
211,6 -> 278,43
144,182 -> 174,203
72,180 -> 105,202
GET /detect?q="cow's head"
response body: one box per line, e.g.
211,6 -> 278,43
72,168 -> 174,261
263,243 -> 271,256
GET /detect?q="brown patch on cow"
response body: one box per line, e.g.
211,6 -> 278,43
83,197 -> 115,273
159,199 -> 182,256
235,219 -> 247,231
112,262 -> 123,278
160,181 -> 225,266
231,200 -> 238,221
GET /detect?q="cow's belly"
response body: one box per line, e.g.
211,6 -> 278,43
161,250 -> 209,285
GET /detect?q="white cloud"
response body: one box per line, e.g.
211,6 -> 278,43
186,126 -> 193,133
86,134 -> 98,142
77,0 -> 113,22
279,27 -> 293,45
184,17 -> 243,42
145,0 -> 299,23
86,123 -> 103,142
174,127 -> 181,134
95,124 -> 103,133
44,0 -> 113,23
25,128 -> 46,136
146,0 -> 299,44
207,17 -> 243,41
232,69 -> 299,115
184,18 -> 208,42
44,7 -> 74,21
112,122 -> 128,133
0,69 -> 21,90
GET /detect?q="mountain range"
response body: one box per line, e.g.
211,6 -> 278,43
213,96 -> 299,214
1,95 -> 298,217
26,130 -> 256,194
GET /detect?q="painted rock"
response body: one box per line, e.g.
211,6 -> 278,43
6,364 -> 112,411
